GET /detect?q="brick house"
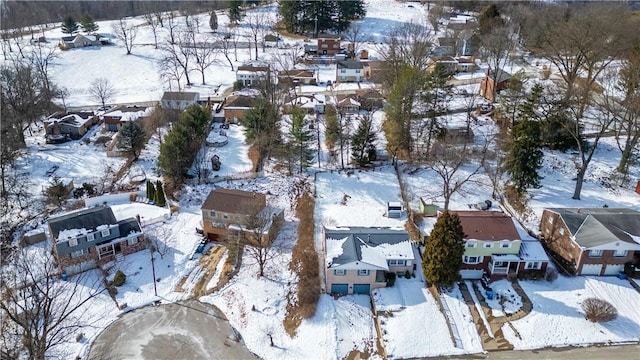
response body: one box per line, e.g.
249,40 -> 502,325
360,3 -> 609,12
317,33 -> 341,55
48,205 -> 145,275
324,227 -> 415,295
201,188 -> 284,242
43,111 -> 97,142
540,208 -> 640,276
221,94 -> 257,124
451,211 -> 548,280
479,68 -> 512,102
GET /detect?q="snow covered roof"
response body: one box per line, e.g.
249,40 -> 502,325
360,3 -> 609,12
48,206 -> 117,242
519,240 -> 549,262
324,227 -> 413,270
103,106 -> 152,121
45,111 -> 95,128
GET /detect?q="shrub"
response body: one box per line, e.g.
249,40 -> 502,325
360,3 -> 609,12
544,267 -> 558,282
386,272 -> 396,287
404,270 -> 411,279
582,298 -> 617,322
113,270 -> 127,287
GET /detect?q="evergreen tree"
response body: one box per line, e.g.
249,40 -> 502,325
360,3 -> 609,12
421,62 -> 452,157
478,3 -> 503,35
80,14 -> 98,33
504,83 -> 544,193
278,0 -> 366,34
335,0 -> 367,32
351,115 -> 376,165
61,16 -> 79,35
324,104 -> 339,159
278,1 -> 304,33
154,179 -> 166,206
146,180 -> 156,201
209,11 -> 218,32
287,106 -> 315,173
117,121 -> 146,160
229,0 -> 244,25
422,211 -> 465,287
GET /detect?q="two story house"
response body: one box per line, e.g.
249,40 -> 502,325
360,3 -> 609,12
161,91 -> 200,110
317,33 -> 341,55
236,65 -> 269,87
336,60 -> 365,83
278,69 -> 316,87
201,188 -> 283,242
48,205 -> 145,275
540,208 -> 640,276
452,211 -> 548,280
221,94 -> 257,124
324,227 -> 415,295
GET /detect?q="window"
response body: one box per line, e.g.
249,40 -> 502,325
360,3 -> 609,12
614,250 -> 627,257
501,242 -> 510,248
68,238 -> 78,247
321,44 -> 328,48
466,241 -> 477,248
223,214 -> 229,219
526,262 -> 541,270
210,211 -> 216,217
101,229 -> 110,237
463,256 -> 482,264
127,237 -> 138,246
357,269 -> 370,276
484,242 -> 493,248
87,233 -> 95,241
334,269 -> 346,276
494,261 -> 506,267
589,249 -> 603,257
341,69 -> 346,73
71,249 -> 84,258
355,69 -> 361,73
558,228 -> 565,235
547,216 -> 553,224
388,259 -> 405,266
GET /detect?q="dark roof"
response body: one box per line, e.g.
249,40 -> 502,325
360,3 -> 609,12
337,60 -> 364,70
278,69 -> 315,78
547,208 -> 640,247
162,91 -> 199,101
201,188 -> 266,215
224,95 -> 256,109
237,65 -> 270,72
317,33 -> 340,40
489,68 -> 512,83
437,37 -> 457,47
355,88 -> 384,99
451,211 -> 521,241
48,206 -> 117,240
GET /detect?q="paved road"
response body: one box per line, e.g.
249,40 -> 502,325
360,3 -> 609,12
443,343 -> 640,360
88,300 -> 255,360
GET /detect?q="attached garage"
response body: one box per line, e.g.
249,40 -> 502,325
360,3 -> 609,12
460,269 -> 484,280
353,284 -> 371,295
604,264 -> 624,276
331,284 -> 349,295
580,264 -> 602,275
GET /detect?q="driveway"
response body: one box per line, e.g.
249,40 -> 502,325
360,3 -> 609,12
88,300 -> 255,360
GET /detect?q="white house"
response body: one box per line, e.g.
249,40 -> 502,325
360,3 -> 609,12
336,60 -> 365,83
236,65 -> 270,87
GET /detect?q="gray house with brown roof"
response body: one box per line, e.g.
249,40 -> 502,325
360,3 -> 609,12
540,208 -> 640,276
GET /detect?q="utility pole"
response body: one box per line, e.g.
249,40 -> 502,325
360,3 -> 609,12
316,112 -> 321,168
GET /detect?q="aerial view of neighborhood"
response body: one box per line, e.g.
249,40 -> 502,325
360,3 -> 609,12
1,0 -> 640,359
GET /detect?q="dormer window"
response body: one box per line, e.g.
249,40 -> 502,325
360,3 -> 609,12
68,238 -> 78,247
87,233 -> 95,241
101,229 -> 110,237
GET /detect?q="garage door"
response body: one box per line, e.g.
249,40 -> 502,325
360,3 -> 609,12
331,284 -> 349,295
604,264 -> 624,276
353,284 -> 371,295
581,264 -> 602,275
460,269 -> 484,280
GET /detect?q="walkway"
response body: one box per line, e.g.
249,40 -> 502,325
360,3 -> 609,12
458,279 -> 533,352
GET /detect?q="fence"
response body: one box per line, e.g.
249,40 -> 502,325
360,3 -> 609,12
85,191 -> 145,207
185,170 -> 264,185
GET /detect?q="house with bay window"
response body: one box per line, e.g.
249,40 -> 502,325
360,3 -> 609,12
452,211 -> 548,280
323,227 -> 415,295
48,205 -> 145,275
540,208 -> 640,276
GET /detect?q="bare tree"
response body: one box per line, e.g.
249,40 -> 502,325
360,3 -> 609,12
480,25 -> 514,102
0,249 -> 105,359
143,13 -> 160,49
246,11 -> 266,60
89,77 -> 116,108
219,34 -> 235,71
190,32 -> 218,85
427,137 -> 489,210
166,11 -> 179,45
342,23 -> 367,58
161,32 -> 194,87
238,203 -> 283,277
113,18 -> 137,55
28,42 -> 58,92
428,5 -> 444,33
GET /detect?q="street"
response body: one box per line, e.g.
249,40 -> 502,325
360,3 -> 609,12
445,343 -> 640,360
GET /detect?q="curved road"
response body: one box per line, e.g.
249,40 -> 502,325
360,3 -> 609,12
446,343 -> 640,360
88,300 -> 255,360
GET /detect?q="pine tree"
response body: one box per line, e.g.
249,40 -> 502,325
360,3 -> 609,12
324,104 -> 339,159
504,83 -> 544,194
80,14 -> 99,33
351,115 -> 376,165
288,107 -> 315,173
61,16 -> 79,35
228,0 -> 244,25
117,121 -> 146,160
422,211 -> 465,287
478,3 -> 503,35
209,11 -> 218,32
382,65 -> 421,160
154,179 -> 166,207
146,180 -> 156,201
335,0 -> 367,32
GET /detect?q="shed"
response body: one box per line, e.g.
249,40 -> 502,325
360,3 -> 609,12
21,229 -> 47,246
419,198 -> 439,217
387,202 -> 403,218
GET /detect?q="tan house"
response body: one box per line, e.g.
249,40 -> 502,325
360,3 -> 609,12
452,211 -> 548,280
201,188 -> 283,242
59,33 -> 109,50
324,227 -> 415,295
278,69 -> 316,87
317,33 -> 341,55
44,111 -> 97,142
540,208 -> 640,276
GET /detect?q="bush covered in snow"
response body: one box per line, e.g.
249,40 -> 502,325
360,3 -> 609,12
113,270 -> 127,287
581,298 -> 617,322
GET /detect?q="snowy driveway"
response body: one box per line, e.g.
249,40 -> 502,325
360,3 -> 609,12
88,300 -> 254,359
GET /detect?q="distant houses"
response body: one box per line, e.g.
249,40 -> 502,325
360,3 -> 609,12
59,33 -> 110,50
